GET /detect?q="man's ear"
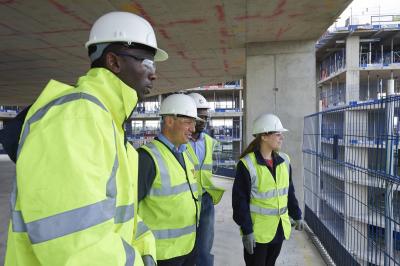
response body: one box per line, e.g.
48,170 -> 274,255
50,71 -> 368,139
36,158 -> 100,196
164,116 -> 174,128
105,52 -> 121,73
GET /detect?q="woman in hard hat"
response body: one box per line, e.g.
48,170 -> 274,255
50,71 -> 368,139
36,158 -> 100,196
232,113 -> 303,266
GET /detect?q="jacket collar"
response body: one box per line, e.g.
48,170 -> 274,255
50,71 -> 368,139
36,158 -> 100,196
76,68 -> 138,128
254,150 -> 284,166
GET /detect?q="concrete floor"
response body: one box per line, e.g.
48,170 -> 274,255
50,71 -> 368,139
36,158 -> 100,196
0,155 -> 325,265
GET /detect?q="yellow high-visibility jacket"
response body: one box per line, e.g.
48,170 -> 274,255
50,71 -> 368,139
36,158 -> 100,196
5,68 -> 154,266
240,152 -> 292,243
139,140 -> 199,261
186,133 -> 225,204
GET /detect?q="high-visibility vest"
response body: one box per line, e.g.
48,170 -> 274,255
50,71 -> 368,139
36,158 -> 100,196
186,133 -> 225,204
5,68 -> 149,266
240,152 -> 292,243
138,140 -> 199,261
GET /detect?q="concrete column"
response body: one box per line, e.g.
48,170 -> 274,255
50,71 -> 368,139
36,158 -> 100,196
345,36 -> 360,101
245,40 -> 317,206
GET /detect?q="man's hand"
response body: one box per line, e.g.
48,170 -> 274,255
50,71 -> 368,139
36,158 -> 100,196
242,233 -> 256,254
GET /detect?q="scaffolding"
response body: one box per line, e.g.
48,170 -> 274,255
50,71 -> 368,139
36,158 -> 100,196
303,96 -> 400,265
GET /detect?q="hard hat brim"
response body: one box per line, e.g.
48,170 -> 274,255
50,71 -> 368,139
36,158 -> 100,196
154,47 -> 168,62
85,40 -> 168,62
161,113 -> 204,122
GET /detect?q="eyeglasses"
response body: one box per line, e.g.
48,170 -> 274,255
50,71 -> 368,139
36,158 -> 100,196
115,52 -> 156,73
269,132 -> 283,137
175,115 -> 196,126
198,115 -> 209,122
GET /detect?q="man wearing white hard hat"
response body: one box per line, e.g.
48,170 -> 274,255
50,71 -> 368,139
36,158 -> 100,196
186,92 -> 225,266
137,94 -> 202,265
232,113 -> 303,266
5,11 -> 166,266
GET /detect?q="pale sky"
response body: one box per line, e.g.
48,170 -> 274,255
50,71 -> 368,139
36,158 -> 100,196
334,0 -> 400,27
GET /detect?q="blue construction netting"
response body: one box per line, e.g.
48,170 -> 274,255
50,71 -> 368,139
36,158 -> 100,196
303,96 -> 400,265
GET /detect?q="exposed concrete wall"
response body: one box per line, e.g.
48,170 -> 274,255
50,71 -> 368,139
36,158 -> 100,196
345,36 -> 360,101
245,40 -> 317,207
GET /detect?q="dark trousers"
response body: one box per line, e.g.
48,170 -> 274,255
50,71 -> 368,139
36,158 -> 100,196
243,241 -> 283,266
158,245 -> 197,266
195,192 -> 215,266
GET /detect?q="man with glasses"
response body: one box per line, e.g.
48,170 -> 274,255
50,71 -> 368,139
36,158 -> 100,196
4,11 -> 166,266
186,93 -> 225,266
137,94 -> 202,266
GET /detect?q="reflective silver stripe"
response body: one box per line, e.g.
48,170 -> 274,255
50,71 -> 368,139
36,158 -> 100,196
142,255 -> 154,265
10,93 -> 129,242
150,182 -> 197,196
194,165 -> 201,171
115,204 -> 135,224
201,164 -> 213,171
185,151 -> 197,167
146,142 -> 194,196
10,179 -> 26,232
252,187 -> 289,200
106,141 -> 118,198
12,210 -> 26,232
153,224 -> 196,240
17,93 -> 107,160
135,221 -> 150,239
243,155 -> 259,198
122,238 -> 135,266
278,152 -> 290,172
244,154 -> 289,199
27,198 -> 115,244
146,142 -> 170,189
250,205 -> 288,216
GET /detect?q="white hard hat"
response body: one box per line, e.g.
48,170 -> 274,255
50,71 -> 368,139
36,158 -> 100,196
253,113 -> 288,136
85,11 -> 168,61
188,93 -> 210,109
159,94 -> 202,120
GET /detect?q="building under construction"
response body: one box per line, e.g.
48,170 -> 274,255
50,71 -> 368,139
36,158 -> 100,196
304,18 -> 400,265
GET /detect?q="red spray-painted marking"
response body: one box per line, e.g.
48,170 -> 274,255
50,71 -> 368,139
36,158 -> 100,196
191,62 -> 203,77
165,19 -> 205,26
220,27 -> 234,38
0,22 -> 19,33
215,5 -> 225,22
158,29 -> 170,40
131,2 -> 156,26
275,26 -> 291,40
48,0 -> 91,27
224,60 -> 229,73
177,51 -> 189,60
234,15 -> 261,21
288,12 -> 305,18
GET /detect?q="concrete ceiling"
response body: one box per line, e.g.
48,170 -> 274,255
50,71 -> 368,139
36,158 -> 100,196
0,0 -> 351,105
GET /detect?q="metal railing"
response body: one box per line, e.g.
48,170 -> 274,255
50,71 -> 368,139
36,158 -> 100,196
303,96 -> 400,265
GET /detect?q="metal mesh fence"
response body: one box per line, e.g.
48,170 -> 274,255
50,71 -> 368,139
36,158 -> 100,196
303,96 -> 400,265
